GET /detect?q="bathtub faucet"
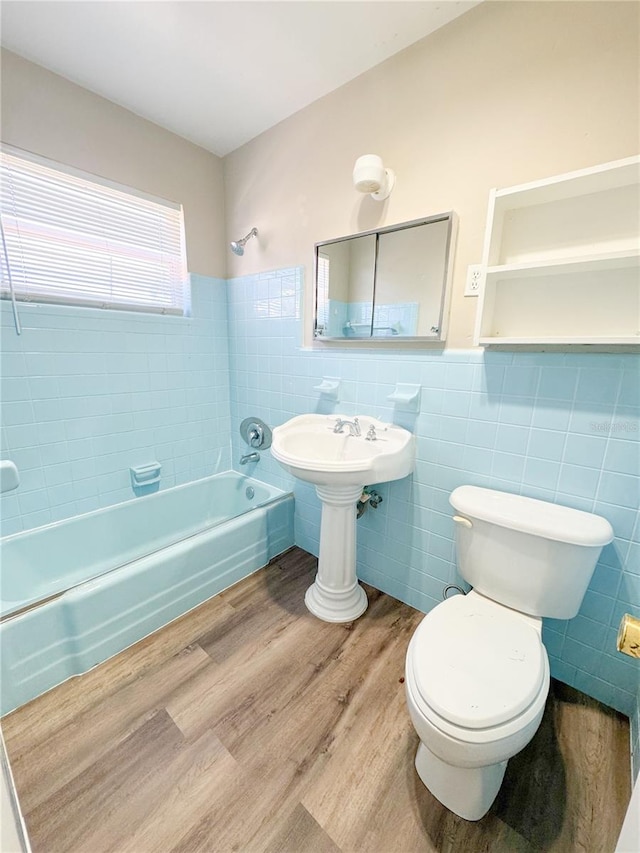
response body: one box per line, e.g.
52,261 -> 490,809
240,451 -> 260,465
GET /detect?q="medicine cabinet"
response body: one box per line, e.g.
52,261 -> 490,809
313,213 -> 456,342
474,155 -> 640,346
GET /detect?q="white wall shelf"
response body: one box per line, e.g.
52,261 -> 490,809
474,156 -> 640,347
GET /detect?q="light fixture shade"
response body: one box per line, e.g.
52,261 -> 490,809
353,154 -> 385,193
353,154 -> 395,201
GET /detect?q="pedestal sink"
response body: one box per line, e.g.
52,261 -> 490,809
271,414 -> 415,622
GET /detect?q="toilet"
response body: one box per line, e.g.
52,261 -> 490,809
405,485 -> 614,821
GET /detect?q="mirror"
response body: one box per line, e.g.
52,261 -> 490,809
314,212 -> 456,341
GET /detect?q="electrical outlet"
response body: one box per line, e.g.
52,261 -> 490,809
464,264 -> 482,297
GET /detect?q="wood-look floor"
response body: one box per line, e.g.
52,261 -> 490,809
1,547 -> 631,853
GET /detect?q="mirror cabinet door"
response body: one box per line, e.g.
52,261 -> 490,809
314,213 -> 454,341
316,234 -> 376,338
375,218 -> 450,338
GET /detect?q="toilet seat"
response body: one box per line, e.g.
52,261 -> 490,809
407,593 -> 548,740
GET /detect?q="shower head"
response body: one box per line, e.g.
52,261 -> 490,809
230,227 -> 258,256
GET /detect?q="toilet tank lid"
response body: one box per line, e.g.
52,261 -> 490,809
450,486 -> 614,547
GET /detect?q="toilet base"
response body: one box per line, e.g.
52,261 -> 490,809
415,741 -> 508,821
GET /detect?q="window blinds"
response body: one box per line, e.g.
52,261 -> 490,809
0,148 -> 188,315
316,253 -> 330,334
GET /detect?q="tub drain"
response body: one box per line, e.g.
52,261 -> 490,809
246,486 -> 255,500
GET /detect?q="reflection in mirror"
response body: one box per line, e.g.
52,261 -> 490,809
375,218 -> 450,338
317,235 -> 376,337
314,213 -> 456,342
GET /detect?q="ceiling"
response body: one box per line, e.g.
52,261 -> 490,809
1,1 -> 479,157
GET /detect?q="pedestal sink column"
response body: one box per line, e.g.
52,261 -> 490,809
304,483 -> 368,623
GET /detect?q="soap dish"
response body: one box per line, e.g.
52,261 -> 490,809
130,462 -> 162,488
314,377 -> 341,400
0,460 -> 20,493
387,384 -> 421,412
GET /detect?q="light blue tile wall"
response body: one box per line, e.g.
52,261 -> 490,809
0,274 -> 231,533
228,266 -> 640,723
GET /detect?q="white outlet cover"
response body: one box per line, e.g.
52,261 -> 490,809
464,264 -> 482,297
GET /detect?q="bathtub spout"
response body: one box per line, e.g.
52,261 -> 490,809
240,452 -> 260,465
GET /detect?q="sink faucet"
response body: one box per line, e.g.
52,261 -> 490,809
240,451 -> 260,465
333,417 -> 361,436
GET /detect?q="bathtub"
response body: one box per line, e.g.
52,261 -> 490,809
0,472 -> 294,715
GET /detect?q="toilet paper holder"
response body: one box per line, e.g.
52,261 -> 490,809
617,614 -> 640,658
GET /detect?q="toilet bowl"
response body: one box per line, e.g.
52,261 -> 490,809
405,591 -> 550,820
405,485 -> 613,821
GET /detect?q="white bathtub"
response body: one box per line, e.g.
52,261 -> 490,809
0,472 -> 294,715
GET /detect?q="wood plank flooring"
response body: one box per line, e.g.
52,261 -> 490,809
1,547 -> 631,853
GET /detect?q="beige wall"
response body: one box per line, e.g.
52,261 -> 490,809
224,1 -> 639,347
348,237 -> 376,304
1,3 -> 638,304
0,49 -> 226,278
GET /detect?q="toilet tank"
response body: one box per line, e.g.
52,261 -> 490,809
449,486 -> 614,620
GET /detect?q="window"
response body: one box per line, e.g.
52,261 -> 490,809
0,147 -> 188,315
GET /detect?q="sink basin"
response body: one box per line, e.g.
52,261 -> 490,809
271,414 -> 415,487
271,414 -> 416,624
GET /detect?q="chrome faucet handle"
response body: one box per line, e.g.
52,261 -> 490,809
365,424 -> 377,441
248,424 -> 264,447
333,418 -> 345,433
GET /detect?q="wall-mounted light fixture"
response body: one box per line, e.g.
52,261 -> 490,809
352,154 -> 395,201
